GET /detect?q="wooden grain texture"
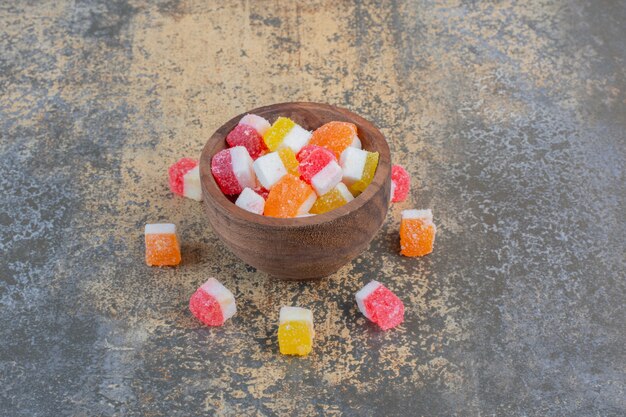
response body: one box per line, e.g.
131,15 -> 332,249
200,102 -> 391,279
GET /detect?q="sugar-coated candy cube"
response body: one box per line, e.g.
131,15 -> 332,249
340,148 -> 379,195
311,161 -> 342,196
211,146 -> 256,195
235,187 -> 265,215
298,147 -> 335,181
211,149 -> 239,195
168,158 -> 202,201
264,174 -> 316,218
340,147 -> 366,184
310,182 -> 354,214
253,152 -> 288,189
168,157 -> 196,195
351,135 -> 362,149
277,147 -> 299,176
145,223 -> 181,266
226,124 -> 266,159
400,209 -> 436,257
391,165 -> 410,203
296,145 -> 326,162
239,114 -> 271,136
279,124 -> 312,153
182,166 -> 202,201
254,185 -> 270,200
278,306 -> 314,356
355,281 -> 404,330
298,147 -> 342,196
229,146 -> 257,190
309,121 -> 358,158
263,117 -> 296,151
189,278 -> 236,326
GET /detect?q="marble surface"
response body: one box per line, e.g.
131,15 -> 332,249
1,1 -> 624,415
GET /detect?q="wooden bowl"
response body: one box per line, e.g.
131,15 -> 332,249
199,102 -> 391,280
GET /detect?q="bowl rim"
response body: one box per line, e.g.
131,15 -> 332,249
200,101 -> 391,228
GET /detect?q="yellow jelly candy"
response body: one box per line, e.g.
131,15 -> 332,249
277,306 -> 314,356
263,117 -> 295,151
310,183 -> 354,214
278,321 -> 313,356
277,147 -> 299,176
349,151 -> 379,195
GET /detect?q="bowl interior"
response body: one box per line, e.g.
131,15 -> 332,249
199,102 -> 391,226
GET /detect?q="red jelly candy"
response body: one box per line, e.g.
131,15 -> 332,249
189,288 -> 224,326
391,165 -> 410,202
211,149 -> 240,195
296,145 -> 325,162
364,285 -> 405,330
226,124 -> 266,159
298,147 -> 336,183
254,186 -> 270,200
168,158 -> 198,196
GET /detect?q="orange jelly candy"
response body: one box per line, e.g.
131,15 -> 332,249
309,121 -> 358,159
264,174 -> 316,218
400,209 -> 436,257
145,223 -> 181,266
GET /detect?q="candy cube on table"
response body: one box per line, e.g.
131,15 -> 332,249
310,182 -> 354,214
278,306 -> 314,356
239,114 -> 271,136
189,278 -> 237,326
309,121 -> 359,158
400,209 -> 436,257
226,124 -> 267,160
235,187 -> 265,215
340,147 -> 380,196
355,281 -> 404,330
211,146 -> 256,195
168,158 -> 202,201
253,152 -> 288,190
390,165 -> 410,203
264,174 -> 316,218
298,146 -> 343,196
145,223 -> 181,266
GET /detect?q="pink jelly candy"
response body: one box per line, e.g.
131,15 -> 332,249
189,278 -> 237,326
226,124 -> 267,160
391,165 -> 410,203
211,146 -> 256,195
254,186 -> 270,200
296,145 -> 326,163
298,147 -> 336,183
355,281 -> 405,330
169,158 -> 198,196
298,147 -> 342,195
239,114 -> 271,136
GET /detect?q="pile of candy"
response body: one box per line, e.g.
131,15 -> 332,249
143,110 -> 439,356
210,114 -> 382,217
